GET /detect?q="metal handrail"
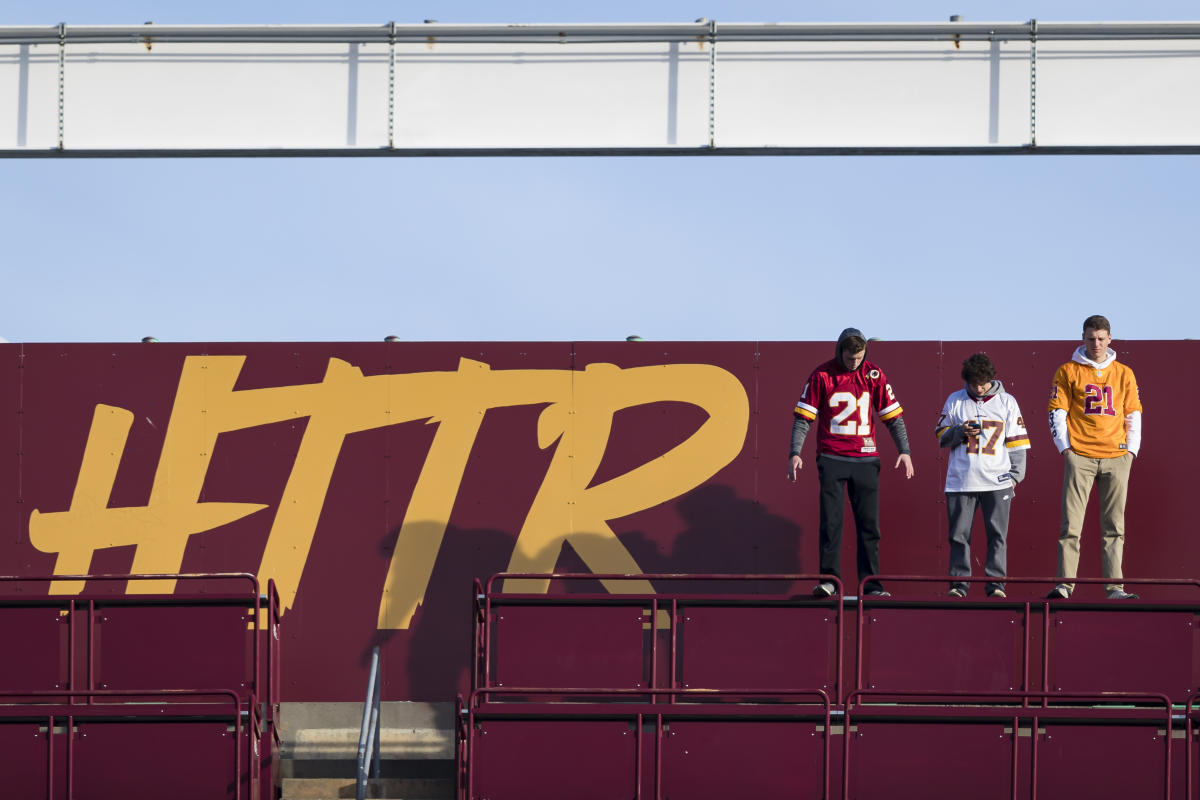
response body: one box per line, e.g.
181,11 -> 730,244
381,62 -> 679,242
842,689 -> 1175,800
479,572 -> 845,702
356,646 -> 383,800
0,572 -> 265,708
468,686 -> 832,800
4,688 -> 246,800
852,573 -> 1200,719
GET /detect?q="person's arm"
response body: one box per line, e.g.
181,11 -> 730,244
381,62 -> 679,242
1047,366 -> 1072,453
791,414 -> 811,458
789,415 -> 810,480
1007,448 -> 1027,483
937,419 -> 966,448
1004,396 -> 1031,482
885,417 -> 915,478
1123,370 -> 1143,456
789,376 -> 820,480
1124,410 -> 1142,456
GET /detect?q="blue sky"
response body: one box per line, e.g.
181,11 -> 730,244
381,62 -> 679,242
2,1 -> 1197,344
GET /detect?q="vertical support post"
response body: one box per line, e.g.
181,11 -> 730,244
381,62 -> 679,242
388,22 -> 397,149
707,19 -> 717,148
57,23 -> 66,151
1028,19 -> 1038,147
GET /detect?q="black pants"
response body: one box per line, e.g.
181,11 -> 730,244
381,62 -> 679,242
817,454 -> 882,594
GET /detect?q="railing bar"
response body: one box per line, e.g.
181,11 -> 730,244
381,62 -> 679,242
356,645 -> 381,800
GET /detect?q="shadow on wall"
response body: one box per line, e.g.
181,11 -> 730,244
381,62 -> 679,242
391,482 -> 803,711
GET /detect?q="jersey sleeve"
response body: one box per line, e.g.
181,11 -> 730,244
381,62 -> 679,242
935,396 -> 956,444
1121,368 -> 1143,416
1047,365 -> 1071,413
872,369 -> 903,422
794,372 -> 821,422
1004,397 -> 1031,451
1122,366 -> 1143,455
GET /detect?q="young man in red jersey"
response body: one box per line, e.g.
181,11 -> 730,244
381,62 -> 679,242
788,328 -> 914,597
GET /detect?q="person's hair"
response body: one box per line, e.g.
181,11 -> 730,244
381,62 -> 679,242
961,353 -> 996,384
842,335 -> 867,354
1082,314 -> 1111,335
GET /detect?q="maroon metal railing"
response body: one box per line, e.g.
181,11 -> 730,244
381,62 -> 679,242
0,573 -> 281,799
843,689 -> 1175,800
1,688 -> 247,800
467,686 -> 832,800
855,574 -> 1200,706
479,572 -> 844,703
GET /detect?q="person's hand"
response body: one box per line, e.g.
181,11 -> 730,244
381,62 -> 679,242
788,454 -> 803,482
1062,447 -> 1074,455
963,420 -> 981,437
895,453 -> 914,479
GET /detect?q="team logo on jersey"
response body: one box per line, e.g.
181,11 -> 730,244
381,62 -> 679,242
868,369 -> 880,379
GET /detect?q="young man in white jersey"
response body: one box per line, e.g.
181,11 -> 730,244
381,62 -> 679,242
936,354 -> 1030,598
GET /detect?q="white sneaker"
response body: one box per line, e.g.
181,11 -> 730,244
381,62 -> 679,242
947,587 -> 967,598
812,582 -> 836,598
1046,584 -> 1071,600
1106,588 -> 1139,600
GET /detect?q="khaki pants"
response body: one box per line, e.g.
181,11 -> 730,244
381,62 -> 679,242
1058,450 -> 1133,592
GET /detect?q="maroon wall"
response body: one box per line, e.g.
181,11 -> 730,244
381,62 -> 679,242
1,341 -> 1191,702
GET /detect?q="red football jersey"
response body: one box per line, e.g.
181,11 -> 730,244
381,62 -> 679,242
794,359 -> 904,458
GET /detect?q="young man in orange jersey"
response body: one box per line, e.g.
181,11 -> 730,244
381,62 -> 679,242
1047,315 -> 1143,600
789,328 -> 914,598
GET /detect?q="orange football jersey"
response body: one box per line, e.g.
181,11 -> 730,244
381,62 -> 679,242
1048,359 -> 1141,458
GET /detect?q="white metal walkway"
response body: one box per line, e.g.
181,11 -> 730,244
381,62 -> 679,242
2,21 -> 1199,156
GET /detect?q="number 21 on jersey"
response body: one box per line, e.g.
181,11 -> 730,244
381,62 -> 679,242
1083,384 -> 1116,416
829,392 -> 871,435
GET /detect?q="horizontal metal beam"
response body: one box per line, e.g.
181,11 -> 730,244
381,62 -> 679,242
6,145 -> 1200,159
2,20 -> 1199,156
5,21 -> 1200,45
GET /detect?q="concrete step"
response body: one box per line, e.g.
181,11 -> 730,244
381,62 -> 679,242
281,776 -> 453,800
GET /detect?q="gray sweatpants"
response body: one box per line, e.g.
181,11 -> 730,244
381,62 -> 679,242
947,488 -> 1013,594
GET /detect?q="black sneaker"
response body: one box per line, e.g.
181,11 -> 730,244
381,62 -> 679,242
1046,584 -> 1070,600
865,589 -> 891,597
812,582 -> 836,598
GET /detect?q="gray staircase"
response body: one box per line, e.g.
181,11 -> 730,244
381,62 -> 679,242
278,701 -> 455,800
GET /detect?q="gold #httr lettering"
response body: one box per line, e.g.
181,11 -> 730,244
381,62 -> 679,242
29,357 -> 749,629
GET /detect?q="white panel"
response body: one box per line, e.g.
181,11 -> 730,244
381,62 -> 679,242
714,39 -> 1032,147
1036,40 -> 1200,145
2,25 -> 1200,153
60,42 -> 378,149
0,43 -> 61,149
392,42 -> 711,148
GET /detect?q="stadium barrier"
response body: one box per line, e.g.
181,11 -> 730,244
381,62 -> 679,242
0,573 -> 281,800
460,572 -> 1200,799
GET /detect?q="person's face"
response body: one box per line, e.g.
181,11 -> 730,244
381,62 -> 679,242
1082,327 -> 1111,361
968,379 -> 993,396
841,348 -> 865,371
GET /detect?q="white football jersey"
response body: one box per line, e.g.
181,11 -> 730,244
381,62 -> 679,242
936,388 -> 1030,493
